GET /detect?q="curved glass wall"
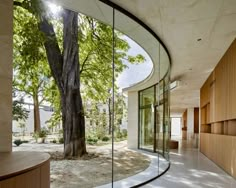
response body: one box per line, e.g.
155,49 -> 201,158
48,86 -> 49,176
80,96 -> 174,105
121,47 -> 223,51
13,0 -> 171,187
139,70 -> 171,158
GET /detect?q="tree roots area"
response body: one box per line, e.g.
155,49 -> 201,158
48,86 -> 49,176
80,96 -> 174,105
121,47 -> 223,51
13,141 -> 150,188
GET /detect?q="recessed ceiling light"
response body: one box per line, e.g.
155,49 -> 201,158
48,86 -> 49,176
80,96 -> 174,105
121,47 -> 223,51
197,38 -> 202,41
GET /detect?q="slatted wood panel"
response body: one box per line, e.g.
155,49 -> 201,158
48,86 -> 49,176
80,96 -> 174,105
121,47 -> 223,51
201,107 -> 206,125
228,120 -> 236,136
211,122 -> 223,134
200,39 -> 236,179
223,121 -> 228,135
228,41 -> 236,119
210,75 -> 215,123
206,103 -> 210,124
200,133 -> 236,179
182,110 -> 187,140
201,39 -> 236,123
200,74 -> 212,108
201,124 -> 211,133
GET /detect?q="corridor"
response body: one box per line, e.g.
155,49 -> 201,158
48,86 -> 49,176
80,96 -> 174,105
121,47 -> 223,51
144,140 -> 236,188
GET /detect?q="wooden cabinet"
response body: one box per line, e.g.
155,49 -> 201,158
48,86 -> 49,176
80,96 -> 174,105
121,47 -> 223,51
200,39 -> 236,124
227,41 -> 236,119
211,122 -> 223,134
200,39 -> 236,179
228,120 -> 236,136
200,133 -> 236,178
0,152 -> 50,188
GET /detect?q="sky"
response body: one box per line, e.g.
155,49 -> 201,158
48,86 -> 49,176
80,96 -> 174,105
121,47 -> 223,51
116,36 -> 153,90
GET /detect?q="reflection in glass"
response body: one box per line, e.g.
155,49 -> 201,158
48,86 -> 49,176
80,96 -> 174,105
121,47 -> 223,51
138,70 -> 171,161
140,87 -> 155,106
155,104 -> 164,154
140,107 -> 154,150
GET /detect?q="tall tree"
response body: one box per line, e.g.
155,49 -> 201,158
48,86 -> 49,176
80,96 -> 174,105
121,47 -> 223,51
13,0 -> 144,158
13,5 -> 52,132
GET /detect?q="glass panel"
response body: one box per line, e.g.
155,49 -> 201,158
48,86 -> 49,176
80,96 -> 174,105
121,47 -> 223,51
140,87 -> 155,107
156,80 -> 164,105
155,104 -> 164,155
164,72 -> 171,160
139,107 -> 154,150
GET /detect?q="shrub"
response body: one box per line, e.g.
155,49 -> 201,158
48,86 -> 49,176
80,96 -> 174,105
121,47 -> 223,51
38,128 -> 48,138
22,140 -> 29,143
50,139 -> 57,144
122,129 -> 127,138
59,137 -> 64,144
32,132 -> 39,142
115,131 -> 123,139
102,136 -> 110,142
86,136 -> 98,145
14,139 -> 23,146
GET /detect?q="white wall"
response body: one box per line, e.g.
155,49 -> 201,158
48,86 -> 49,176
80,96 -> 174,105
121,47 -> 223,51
171,118 -> 181,136
13,109 -> 54,134
187,108 -> 194,140
127,91 -> 138,149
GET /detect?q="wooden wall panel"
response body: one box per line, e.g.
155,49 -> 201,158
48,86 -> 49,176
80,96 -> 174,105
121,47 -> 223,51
228,120 -> 236,136
211,122 -> 223,134
201,39 -> 236,122
232,137 -> 236,178
228,41 -> 236,119
206,104 -> 210,124
200,39 -> 236,179
201,125 -> 211,133
215,61 -> 225,121
194,108 -> 199,133
209,72 -> 215,123
223,121 -> 228,135
200,133 -> 236,178
200,74 -> 212,108
183,110 -> 187,128
201,107 -> 206,125
200,133 -> 206,154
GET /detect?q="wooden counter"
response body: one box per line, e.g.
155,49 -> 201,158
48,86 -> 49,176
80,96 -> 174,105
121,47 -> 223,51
0,152 -> 50,188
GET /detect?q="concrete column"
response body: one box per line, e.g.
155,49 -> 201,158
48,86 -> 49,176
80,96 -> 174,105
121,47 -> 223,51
187,108 -> 194,140
0,0 -> 13,152
127,91 -> 138,149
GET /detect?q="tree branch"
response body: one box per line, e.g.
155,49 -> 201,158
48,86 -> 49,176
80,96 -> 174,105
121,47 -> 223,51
80,50 -> 94,74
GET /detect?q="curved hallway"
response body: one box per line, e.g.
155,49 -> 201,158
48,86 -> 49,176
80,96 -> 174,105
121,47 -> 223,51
143,140 -> 236,188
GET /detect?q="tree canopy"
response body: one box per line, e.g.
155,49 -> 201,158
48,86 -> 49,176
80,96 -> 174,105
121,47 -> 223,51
13,0 -> 145,157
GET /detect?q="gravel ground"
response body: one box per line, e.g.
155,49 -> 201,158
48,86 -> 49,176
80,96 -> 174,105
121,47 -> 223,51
13,140 -> 150,188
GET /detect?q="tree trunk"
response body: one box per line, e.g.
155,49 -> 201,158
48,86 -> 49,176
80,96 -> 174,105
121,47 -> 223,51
38,6 -> 87,157
62,10 -> 87,157
33,94 -> 41,132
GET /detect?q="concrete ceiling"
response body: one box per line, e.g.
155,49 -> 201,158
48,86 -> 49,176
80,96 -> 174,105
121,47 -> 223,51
48,0 -> 236,116
110,0 -> 236,115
